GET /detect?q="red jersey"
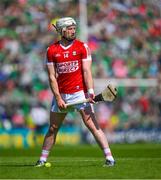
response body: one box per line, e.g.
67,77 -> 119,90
46,39 -> 92,94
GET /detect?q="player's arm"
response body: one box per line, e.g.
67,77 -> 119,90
82,60 -> 95,102
46,47 -> 66,109
82,60 -> 93,90
46,64 -> 66,109
82,43 -> 95,102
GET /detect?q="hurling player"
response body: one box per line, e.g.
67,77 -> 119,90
35,17 -> 115,167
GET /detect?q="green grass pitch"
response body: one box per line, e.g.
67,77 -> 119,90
0,143 -> 161,179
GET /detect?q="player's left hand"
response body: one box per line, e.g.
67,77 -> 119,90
88,89 -> 96,104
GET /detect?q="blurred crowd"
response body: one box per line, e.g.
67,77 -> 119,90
0,0 -> 161,134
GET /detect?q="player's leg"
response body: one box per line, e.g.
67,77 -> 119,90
35,111 -> 67,167
79,105 -> 115,166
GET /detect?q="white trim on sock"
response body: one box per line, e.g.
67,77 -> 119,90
103,148 -> 111,155
103,148 -> 114,162
40,150 -> 49,162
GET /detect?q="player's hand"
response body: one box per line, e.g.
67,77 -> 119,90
57,98 -> 67,109
88,89 -> 95,104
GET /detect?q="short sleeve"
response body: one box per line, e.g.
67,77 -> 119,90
82,43 -> 92,61
46,47 -> 54,65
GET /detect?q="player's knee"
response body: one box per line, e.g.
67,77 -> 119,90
84,121 -> 94,130
48,124 -> 59,134
84,120 -> 100,131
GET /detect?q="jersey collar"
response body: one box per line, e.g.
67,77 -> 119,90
59,40 -> 75,50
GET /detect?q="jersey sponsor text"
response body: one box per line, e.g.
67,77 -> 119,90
57,60 -> 79,74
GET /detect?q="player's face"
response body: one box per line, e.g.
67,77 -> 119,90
63,25 -> 76,41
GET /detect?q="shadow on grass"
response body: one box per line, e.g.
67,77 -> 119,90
0,164 -> 34,167
0,163 -> 99,168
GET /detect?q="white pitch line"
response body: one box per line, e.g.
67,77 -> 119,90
1,157 -> 161,164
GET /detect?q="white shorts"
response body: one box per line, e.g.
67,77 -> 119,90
51,90 -> 93,113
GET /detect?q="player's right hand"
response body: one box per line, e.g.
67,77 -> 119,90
57,98 -> 67,109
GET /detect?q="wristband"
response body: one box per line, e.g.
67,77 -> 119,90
88,88 -> 94,94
